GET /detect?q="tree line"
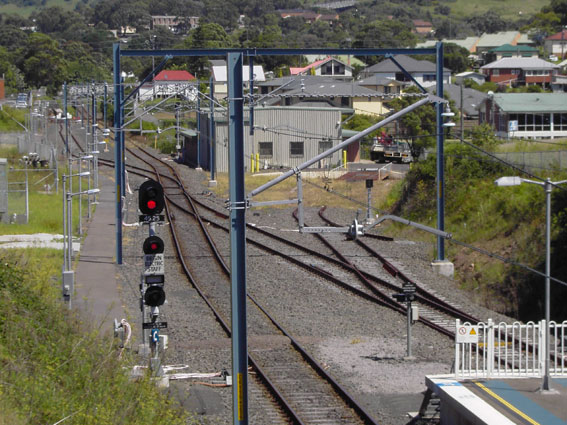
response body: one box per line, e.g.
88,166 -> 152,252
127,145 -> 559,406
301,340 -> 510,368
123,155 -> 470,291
0,0 -> 566,95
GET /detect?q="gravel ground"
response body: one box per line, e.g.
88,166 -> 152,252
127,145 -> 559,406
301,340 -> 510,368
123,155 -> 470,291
116,156 -> 510,425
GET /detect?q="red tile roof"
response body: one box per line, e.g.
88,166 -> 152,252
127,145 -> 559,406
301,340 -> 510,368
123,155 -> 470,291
290,57 -> 332,75
546,30 -> 567,40
154,70 -> 195,81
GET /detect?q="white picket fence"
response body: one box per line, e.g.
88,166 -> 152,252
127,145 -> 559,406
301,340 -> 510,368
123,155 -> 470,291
454,319 -> 567,379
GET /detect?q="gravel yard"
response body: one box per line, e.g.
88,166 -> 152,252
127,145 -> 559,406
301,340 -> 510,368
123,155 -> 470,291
117,159 -> 508,425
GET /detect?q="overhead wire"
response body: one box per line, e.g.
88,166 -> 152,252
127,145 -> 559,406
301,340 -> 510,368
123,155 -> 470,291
290,131 -> 567,288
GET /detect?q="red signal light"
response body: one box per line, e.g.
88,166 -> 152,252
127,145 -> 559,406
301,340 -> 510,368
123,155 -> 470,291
143,236 -> 164,254
139,180 -> 164,215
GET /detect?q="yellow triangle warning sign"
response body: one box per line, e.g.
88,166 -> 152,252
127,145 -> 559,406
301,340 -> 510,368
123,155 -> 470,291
470,328 -> 477,335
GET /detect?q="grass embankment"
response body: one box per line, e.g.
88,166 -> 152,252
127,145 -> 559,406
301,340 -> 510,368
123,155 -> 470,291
0,151 -> 191,424
383,141 -> 567,321
210,171 -> 398,213
0,146 -> 81,236
0,250 -> 188,425
0,107 -> 27,133
187,137 -> 567,322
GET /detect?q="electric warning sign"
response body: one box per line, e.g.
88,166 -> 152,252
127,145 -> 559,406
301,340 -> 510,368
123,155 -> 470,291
456,325 -> 479,343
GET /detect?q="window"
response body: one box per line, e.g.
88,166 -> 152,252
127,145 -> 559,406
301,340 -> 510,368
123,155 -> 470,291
318,140 -> 333,154
554,113 -> 567,131
290,141 -> 304,157
511,113 -> 553,132
423,74 -> 436,82
492,69 -> 500,76
511,69 -> 520,75
258,142 -> 273,157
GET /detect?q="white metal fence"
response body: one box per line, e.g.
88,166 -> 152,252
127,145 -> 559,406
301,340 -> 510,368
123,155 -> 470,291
454,319 -> 567,379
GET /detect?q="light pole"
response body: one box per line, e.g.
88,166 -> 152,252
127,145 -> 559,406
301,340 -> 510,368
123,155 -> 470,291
61,171 -> 95,307
495,176 -> 567,391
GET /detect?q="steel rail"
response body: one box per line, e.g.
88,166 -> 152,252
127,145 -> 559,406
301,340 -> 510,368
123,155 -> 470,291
129,145 -> 381,425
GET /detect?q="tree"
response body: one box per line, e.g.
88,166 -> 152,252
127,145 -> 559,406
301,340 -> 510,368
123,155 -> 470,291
0,46 -> 25,93
443,44 -> 471,74
422,43 -> 471,73
353,19 -> 419,65
31,6 -> 83,34
386,86 -> 436,159
467,11 -> 508,35
0,25 -> 28,51
20,33 -> 68,95
177,23 -> 234,77
522,11 -> 561,45
551,0 -> 567,24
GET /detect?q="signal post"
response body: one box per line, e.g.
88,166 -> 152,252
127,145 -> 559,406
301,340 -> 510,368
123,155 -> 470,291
138,179 -> 167,376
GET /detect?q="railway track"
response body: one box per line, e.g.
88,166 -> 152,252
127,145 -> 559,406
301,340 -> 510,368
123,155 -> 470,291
128,145 -> 380,425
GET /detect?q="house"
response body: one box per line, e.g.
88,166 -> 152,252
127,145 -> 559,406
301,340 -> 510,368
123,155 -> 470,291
138,70 -> 196,101
151,15 -> 199,33
486,44 -> 539,61
480,93 -> 567,139
359,55 -> 451,88
544,29 -> 567,60
357,75 -> 407,95
480,57 -> 559,88
303,54 -> 366,69
185,106 -> 346,172
290,57 -> 353,80
417,32 -> 534,65
474,31 -> 532,57
313,0 -> 356,12
412,20 -> 433,36
258,77 -> 388,115
277,9 -> 339,24
211,63 -> 266,99
454,71 -> 485,86
257,75 -> 336,101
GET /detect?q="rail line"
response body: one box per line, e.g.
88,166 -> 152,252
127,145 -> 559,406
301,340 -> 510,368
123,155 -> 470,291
128,145 -> 380,425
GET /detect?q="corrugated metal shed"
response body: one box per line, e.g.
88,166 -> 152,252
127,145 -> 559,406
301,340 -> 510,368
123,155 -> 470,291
188,106 -> 344,172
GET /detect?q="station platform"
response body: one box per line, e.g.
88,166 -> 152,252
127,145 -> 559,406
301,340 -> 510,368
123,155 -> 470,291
74,170 -> 125,335
426,375 -> 567,425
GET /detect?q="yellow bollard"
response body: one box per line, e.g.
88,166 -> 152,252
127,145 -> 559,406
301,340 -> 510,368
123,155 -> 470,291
343,150 -> 347,168
255,153 -> 260,173
250,155 -> 254,173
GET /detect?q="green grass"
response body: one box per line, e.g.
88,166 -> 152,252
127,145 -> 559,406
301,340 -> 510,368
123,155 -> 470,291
497,138 -> 567,153
0,167 -> 75,235
0,155 -> 194,424
0,249 -> 190,425
0,0 -> 80,17
426,0 -> 549,21
379,141 -> 567,318
0,108 -> 27,133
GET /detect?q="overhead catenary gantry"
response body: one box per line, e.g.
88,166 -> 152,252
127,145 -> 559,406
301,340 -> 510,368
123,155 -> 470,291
113,44 -> 447,425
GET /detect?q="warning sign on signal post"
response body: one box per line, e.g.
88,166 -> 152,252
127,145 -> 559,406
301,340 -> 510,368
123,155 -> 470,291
456,325 -> 479,344
144,253 -> 164,276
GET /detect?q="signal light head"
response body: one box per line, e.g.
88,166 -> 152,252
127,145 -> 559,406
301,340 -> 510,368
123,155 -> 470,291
144,285 -> 165,307
139,179 -> 164,215
143,236 -> 164,254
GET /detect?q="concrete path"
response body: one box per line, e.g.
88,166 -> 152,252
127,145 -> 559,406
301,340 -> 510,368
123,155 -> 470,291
74,171 -> 125,335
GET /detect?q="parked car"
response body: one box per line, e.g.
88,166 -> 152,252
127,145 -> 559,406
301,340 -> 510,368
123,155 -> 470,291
16,93 -> 27,108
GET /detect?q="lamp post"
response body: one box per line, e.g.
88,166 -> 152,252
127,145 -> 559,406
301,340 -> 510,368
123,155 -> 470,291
61,171 -> 96,308
495,176 -> 567,391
